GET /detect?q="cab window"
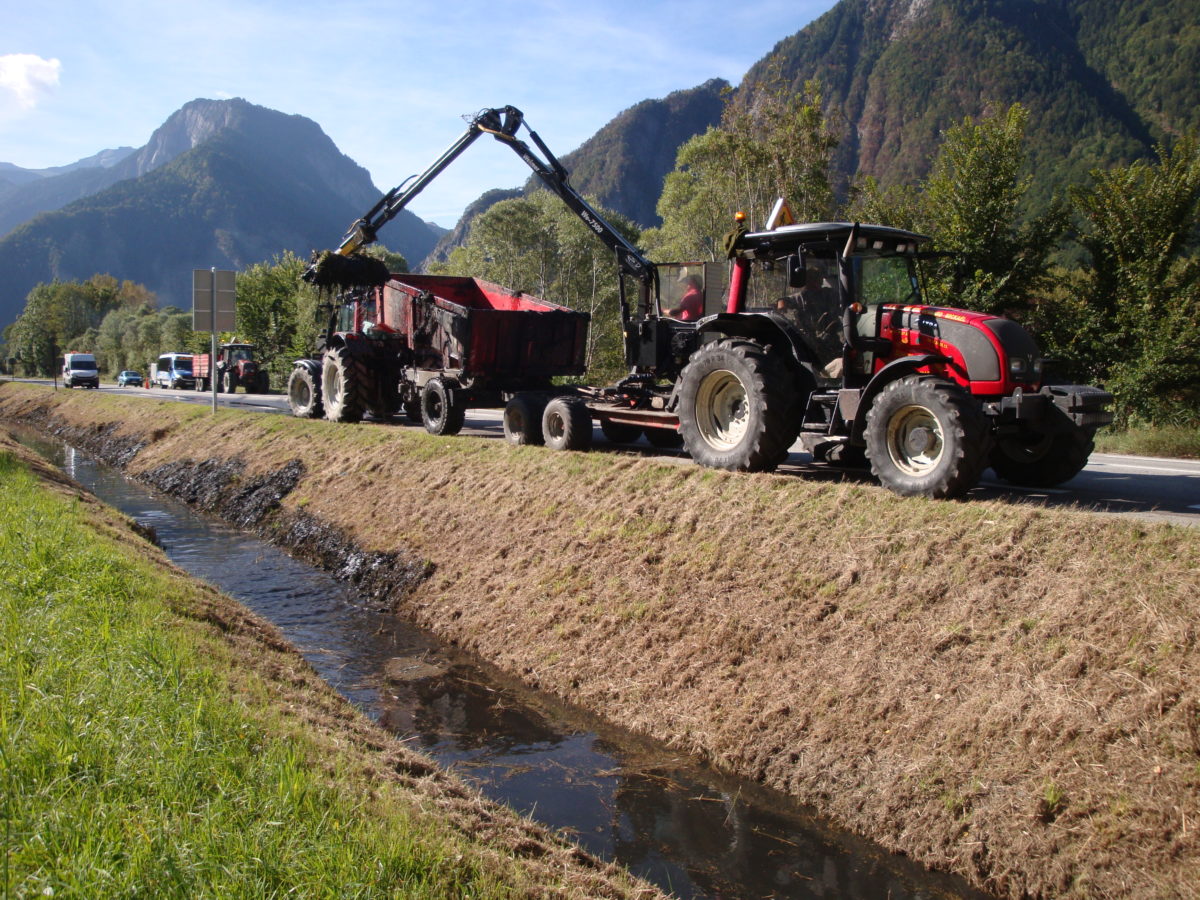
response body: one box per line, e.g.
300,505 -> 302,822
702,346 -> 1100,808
853,255 -> 921,307
746,254 -> 844,368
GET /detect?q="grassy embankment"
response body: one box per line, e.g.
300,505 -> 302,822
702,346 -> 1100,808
1094,424 -> 1200,458
2,382 -> 1199,899
0,429 -> 658,899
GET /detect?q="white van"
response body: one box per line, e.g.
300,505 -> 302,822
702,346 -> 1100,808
153,353 -> 195,389
62,352 -> 100,389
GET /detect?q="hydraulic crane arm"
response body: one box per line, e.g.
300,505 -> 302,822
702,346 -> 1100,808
308,106 -> 654,289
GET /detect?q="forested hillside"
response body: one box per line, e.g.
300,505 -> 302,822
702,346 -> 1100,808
743,0 -> 1198,205
531,79 -> 730,228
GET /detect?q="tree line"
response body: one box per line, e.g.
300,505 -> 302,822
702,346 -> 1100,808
3,85 -> 1197,426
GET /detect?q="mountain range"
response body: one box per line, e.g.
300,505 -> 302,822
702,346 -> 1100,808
0,99 -> 445,329
2,0 -> 1196,333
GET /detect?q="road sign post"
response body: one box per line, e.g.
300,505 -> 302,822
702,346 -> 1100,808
193,269 -> 236,413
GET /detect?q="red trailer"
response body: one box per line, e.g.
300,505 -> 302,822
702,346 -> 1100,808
286,273 -> 589,433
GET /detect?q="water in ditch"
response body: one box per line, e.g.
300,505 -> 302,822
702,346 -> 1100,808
13,428 -> 987,900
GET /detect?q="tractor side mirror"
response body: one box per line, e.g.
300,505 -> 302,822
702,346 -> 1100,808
786,253 -> 807,288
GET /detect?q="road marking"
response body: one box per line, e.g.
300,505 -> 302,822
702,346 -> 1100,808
1089,462 -> 1200,476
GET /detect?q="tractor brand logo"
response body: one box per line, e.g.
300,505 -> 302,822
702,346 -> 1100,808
937,311 -> 969,324
579,211 -> 604,235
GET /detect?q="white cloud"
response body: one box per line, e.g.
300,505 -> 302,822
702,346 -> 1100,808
0,53 -> 62,111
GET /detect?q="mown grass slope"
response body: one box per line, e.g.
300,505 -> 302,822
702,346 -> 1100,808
3,382 -> 1198,899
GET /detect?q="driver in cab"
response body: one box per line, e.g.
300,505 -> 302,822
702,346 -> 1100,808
664,269 -> 704,321
776,262 -> 835,313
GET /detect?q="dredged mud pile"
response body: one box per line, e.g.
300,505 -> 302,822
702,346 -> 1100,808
3,383 -> 1198,900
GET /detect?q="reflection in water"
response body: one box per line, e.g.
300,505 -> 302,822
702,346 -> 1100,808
17,431 -> 984,900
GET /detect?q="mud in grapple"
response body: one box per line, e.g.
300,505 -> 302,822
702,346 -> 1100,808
303,251 -> 391,289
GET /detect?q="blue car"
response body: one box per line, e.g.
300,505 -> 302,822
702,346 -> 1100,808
116,370 -> 143,387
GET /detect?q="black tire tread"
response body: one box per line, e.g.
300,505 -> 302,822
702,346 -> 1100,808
864,375 -> 990,499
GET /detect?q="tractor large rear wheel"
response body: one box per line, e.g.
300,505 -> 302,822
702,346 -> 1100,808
864,375 -> 990,498
322,347 -> 367,423
989,426 -> 1094,487
286,366 -> 322,418
677,339 -> 798,472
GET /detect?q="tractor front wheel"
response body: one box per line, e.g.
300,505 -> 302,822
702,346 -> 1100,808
421,377 -> 465,435
989,426 -> 1094,487
322,347 -> 367,423
864,375 -> 990,498
677,339 -> 797,471
287,366 -> 322,418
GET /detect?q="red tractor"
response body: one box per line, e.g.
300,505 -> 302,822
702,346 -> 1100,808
300,106 -> 1112,499
193,342 -> 270,394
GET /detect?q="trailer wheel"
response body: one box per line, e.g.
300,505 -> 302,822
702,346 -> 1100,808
322,347 -> 366,423
287,366 -> 323,418
542,397 -> 593,451
644,427 -> 684,449
677,339 -> 797,471
403,401 -> 423,424
421,377 -> 465,435
864,375 -> 990,498
600,419 -> 643,445
503,394 -> 548,446
989,426 -> 1093,487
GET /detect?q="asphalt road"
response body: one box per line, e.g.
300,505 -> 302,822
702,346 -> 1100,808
17,379 -> 1200,527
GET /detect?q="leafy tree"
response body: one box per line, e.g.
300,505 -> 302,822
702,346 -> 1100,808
851,103 -> 1067,317
432,191 -> 638,381
228,252 -> 312,386
1039,133 -> 1200,425
4,275 -> 158,376
920,104 -> 1068,316
646,78 -> 838,262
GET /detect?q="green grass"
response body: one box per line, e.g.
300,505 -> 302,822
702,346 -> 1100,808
1094,424 -> 1200,458
0,451 -> 516,899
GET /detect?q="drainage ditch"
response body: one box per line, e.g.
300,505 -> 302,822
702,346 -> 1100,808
12,425 -> 986,900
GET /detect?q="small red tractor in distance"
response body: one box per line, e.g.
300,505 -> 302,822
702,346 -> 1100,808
299,105 -> 1112,499
193,342 -> 270,394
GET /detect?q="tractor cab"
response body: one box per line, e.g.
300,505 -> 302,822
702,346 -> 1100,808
729,223 -> 929,387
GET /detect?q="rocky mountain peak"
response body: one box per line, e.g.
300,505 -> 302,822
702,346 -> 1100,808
132,98 -> 255,175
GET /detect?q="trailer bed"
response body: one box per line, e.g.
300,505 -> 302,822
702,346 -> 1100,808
381,274 -> 588,383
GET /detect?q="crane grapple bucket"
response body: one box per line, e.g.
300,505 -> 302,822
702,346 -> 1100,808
303,251 -> 390,289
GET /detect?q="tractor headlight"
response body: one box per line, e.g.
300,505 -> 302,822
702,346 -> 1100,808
1009,357 -> 1027,376
1032,357 -> 1044,376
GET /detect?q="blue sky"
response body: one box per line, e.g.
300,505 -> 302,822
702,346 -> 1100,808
2,0 -> 837,227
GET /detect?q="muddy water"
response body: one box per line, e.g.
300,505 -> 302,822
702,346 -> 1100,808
17,430 -> 986,900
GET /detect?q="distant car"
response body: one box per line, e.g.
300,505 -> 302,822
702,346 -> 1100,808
116,370 -> 143,387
